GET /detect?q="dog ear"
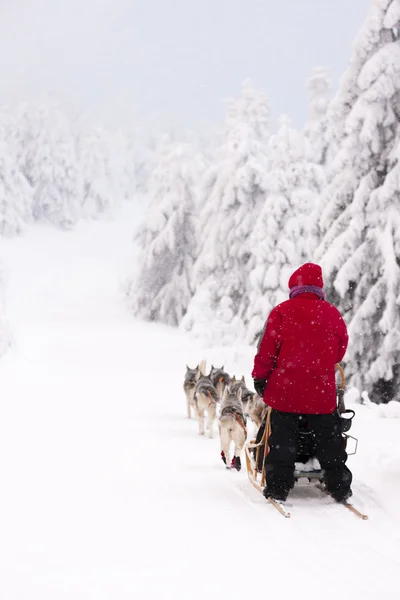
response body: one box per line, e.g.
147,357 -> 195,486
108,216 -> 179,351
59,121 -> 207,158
241,375 -> 245,383
231,375 -> 236,383
221,365 -> 224,370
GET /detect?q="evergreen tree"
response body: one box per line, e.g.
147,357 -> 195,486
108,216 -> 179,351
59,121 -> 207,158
79,127 -> 112,218
10,101 -> 82,228
185,80 -> 270,343
304,67 -> 331,165
246,117 -> 322,342
0,144 -> 33,236
315,0 -> 400,402
127,141 -> 203,327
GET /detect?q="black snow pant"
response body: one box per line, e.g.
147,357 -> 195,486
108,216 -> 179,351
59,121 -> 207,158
264,409 -> 352,502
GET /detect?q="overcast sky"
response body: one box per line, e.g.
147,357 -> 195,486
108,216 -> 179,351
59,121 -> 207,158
0,0 -> 371,132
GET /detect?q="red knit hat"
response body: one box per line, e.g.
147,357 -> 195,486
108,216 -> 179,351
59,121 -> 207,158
288,263 -> 324,289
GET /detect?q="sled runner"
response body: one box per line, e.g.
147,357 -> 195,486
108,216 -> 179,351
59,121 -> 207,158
244,364 -> 368,520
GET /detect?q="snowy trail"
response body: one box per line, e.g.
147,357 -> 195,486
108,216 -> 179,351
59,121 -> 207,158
0,207 -> 398,599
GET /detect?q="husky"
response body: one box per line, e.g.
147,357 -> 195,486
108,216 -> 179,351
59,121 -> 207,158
245,392 -> 268,435
193,360 -> 218,438
209,365 -> 231,401
229,375 -> 247,396
218,385 -> 247,471
230,376 -> 254,415
183,365 -> 199,419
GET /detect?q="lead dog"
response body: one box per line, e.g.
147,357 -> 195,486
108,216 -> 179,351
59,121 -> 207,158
218,385 -> 247,471
194,360 -> 218,438
183,365 -> 199,419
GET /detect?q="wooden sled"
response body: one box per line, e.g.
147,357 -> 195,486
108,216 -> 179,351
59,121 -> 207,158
245,364 -> 362,504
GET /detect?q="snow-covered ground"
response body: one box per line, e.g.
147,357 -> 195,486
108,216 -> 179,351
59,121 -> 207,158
0,204 -> 398,599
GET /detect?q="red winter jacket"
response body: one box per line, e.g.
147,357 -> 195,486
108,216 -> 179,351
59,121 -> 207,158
252,264 -> 348,414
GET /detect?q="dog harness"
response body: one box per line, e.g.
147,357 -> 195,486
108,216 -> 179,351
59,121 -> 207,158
220,406 -> 247,436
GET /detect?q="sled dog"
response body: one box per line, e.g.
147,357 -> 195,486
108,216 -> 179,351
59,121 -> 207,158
193,360 -> 218,438
245,392 -> 268,435
183,365 -> 199,419
230,376 -> 254,416
218,385 -> 247,471
209,365 -> 231,401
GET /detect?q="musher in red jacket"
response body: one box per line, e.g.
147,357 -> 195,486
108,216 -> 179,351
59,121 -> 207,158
252,262 -> 353,503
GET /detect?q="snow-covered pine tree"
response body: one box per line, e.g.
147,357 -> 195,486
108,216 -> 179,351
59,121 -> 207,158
183,80 -> 270,344
246,116 -> 322,342
10,101 -> 82,229
0,105 -> 33,236
103,127 -> 138,206
315,0 -> 400,402
303,68 -> 331,257
0,144 -> 33,236
78,127 -> 112,218
131,132 -> 158,197
127,140 -> 204,327
304,67 -> 331,165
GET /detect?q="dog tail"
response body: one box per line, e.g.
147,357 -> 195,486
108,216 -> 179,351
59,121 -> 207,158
199,359 -> 207,376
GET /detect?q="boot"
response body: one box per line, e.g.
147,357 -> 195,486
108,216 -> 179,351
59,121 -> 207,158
262,486 -> 288,503
331,488 -> 353,503
231,456 -> 241,471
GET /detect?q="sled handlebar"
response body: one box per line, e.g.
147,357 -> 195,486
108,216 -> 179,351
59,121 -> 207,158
335,364 -> 346,414
335,363 -> 345,390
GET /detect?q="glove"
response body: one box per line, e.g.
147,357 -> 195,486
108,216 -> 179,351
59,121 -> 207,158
253,379 -> 266,397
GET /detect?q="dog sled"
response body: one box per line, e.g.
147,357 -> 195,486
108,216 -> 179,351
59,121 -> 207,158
244,364 -> 368,520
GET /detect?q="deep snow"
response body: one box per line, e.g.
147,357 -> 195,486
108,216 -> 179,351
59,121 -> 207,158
0,204 -> 398,599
